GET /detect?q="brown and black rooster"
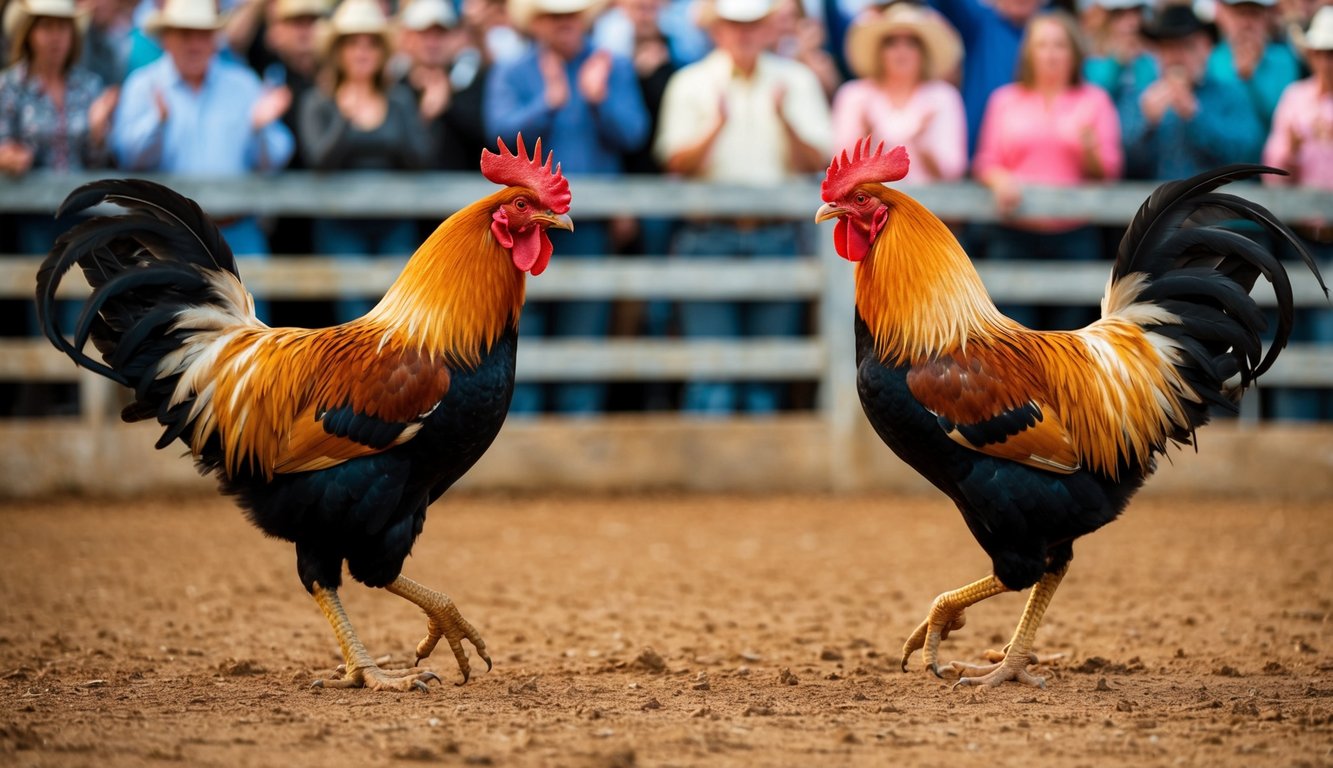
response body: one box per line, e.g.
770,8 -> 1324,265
35,136 -> 572,691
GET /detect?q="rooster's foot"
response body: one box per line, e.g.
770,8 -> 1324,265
949,650 -> 1047,689
900,575 -> 1010,676
387,576 -> 492,684
312,664 -> 442,693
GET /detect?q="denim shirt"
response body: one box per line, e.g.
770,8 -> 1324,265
1118,73 -> 1264,180
484,43 -> 648,174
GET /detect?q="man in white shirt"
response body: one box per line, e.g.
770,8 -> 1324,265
654,0 -> 831,415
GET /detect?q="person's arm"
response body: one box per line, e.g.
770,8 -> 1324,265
778,64 -> 832,173
590,55 -> 649,152
925,83 -> 968,181
298,89 -> 354,170
110,70 -> 167,170
484,57 -> 555,143
972,88 -> 1021,216
1261,83 -> 1298,186
1081,87 -> 1123,181
655,69 -> 722,177
392,88 -> 434,169
830,80 -> 871,154
1116,80 -> 1158,180
1184,81 -> 1264,166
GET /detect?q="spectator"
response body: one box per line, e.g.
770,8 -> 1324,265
463,0 -> 527,65
770,0 -> 841,97
831,2 -> 966,182
395,0 -> 490,171
2,0 -> 117,413
1119,3 -> 1264,179
299,0 -> 432,324
1209,0 -> 1301,129
80,0 -> 137,85
1082,0 -> 1155,105
2,0 -> 118,248
929,0 -> 1043,157
486,0 -> 649,415
655,0 -> 831,415
973,10 -> 1122,330
1261,4 -> 1333,419
110,0 -> 294,273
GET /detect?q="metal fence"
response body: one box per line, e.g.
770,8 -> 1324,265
1,172 -> 1329,495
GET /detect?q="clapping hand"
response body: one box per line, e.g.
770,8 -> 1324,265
577,50 -> 613,105
539,49 -> 570,109
251,84 -> 292,130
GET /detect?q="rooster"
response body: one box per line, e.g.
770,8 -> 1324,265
35,135 -> 573,692
815,139 -> 1326,688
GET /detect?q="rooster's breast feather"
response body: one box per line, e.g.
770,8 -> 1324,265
906,347 -> 1082,474
191,327 -> 452,477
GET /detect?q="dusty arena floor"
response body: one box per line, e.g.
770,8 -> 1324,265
0,492 -> 1330,767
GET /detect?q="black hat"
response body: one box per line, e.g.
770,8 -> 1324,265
1142,3 -> 1216,41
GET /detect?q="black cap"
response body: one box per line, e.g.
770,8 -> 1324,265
1142,3 -> 1217,41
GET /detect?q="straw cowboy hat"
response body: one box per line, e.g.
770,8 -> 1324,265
143,0 -> 228,35
1292,5 -> 1333,54
316,0 -> 392,58
507,0 -> 606,34
273,0 -> 331,21
845,2 -> 962,80
4,0 -> 85,65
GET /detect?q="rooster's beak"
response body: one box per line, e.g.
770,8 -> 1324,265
815,203 -> 847,224
535,211 -> 574,232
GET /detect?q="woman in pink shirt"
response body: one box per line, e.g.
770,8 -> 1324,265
830,3 -> 967,183
1260,6 -> 1333,420
973,10 -> 1122,329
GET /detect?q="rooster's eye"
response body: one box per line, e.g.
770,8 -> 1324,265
515,198 -> 528,210
854,194 -> 868,206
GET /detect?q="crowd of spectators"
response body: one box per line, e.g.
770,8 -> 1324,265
2,0 -> 1331,418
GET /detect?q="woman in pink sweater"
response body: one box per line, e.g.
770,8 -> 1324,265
973,10 -> 1122,329
831,3 -> 966,183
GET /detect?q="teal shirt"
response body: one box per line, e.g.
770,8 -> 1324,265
1206,41 -> 1301,129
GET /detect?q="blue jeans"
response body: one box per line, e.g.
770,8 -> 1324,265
312,218 -> 418,324
984,224 -> 1102,331
510,223 -> 613,416
672,221 -> 804,415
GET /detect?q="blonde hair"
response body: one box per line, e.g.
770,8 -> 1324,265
1015,9 -> 1086,88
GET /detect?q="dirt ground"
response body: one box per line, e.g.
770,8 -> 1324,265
0,491 -> 1330,768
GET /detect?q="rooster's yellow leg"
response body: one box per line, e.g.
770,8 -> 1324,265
901,575 -> 1011,677
385,575 -> 492,684
951,564 -> 1068,689
309,583 -> 441,692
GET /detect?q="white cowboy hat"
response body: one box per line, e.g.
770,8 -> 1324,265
316,0 -> 392,58
1292,5 -> 1333,52
399,0 -> 458,30
4,0 -> 85,65
144,0 -> 228,35
694,0 -> 775,27
507,0 -> 606,34
845,3 -> 962,81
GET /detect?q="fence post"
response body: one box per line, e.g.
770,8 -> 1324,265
816,229 -> 860,492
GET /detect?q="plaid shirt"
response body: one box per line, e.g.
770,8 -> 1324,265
0,62 -> 108,171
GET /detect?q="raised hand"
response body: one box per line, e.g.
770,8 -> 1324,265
539,49 -> 570,109
251,84 -> 293,130
577,50 -> 613,105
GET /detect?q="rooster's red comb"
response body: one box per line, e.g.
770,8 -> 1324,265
821,139 -> 909,202
481,133 -> 571,215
